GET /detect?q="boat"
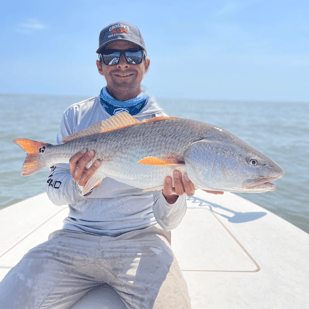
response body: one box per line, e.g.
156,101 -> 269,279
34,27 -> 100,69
0,191 -> 308,308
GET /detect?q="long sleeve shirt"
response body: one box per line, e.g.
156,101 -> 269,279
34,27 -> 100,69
46,94 -> 187,236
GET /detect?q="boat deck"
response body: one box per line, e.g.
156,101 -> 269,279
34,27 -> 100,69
0,191 -> 308,308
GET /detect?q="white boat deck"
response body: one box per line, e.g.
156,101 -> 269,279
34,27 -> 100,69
1,191 -> 308,308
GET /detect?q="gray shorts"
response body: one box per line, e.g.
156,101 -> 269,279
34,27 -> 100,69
0,225 -> 191,309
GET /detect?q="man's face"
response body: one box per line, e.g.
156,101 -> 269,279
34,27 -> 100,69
96,41 -> 150,98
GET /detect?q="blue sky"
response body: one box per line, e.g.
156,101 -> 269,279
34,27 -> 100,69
1,0 -> 308,101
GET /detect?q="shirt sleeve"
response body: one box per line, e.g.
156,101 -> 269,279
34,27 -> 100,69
45,111 -> 85,206
152,192 -> 187,231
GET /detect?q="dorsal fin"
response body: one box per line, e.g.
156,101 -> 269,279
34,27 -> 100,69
141,116 -> 179,123
62,112 -> 140,143
62,112 -> 179,143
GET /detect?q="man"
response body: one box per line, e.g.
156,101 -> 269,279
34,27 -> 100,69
0,21 -> 220,309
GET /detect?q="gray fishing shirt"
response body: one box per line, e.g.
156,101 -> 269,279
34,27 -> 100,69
46,94 -> 187,236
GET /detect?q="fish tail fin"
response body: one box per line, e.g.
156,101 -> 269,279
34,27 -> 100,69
14,138 -> 49,176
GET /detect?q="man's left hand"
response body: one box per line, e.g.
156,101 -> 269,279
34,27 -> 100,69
162,170 -> 195,204
162,170 -> 225,204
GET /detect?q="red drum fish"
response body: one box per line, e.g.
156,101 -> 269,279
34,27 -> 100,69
14,112 -> 284,195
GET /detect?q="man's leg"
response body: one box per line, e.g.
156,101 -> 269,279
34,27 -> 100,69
95,226 -> 191,309
152,258 -> 191,309
0,230 -> 103,309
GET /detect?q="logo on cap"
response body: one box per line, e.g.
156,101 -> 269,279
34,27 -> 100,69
108,24 -> 130,38
111,27 -> 128,35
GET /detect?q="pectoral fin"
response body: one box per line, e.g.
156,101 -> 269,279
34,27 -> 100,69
138,156 -> 184,166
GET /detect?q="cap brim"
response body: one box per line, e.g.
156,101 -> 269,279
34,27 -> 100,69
96,38 -> 146,54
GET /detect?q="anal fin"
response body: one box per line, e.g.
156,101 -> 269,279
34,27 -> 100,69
144,185 -> 164,191
83,172 -> 105,195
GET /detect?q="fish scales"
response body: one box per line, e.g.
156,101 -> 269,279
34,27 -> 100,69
54,118 -> 203,188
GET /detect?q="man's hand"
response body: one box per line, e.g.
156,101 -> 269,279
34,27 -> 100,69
162,170 -> 195,204
69,150 -> 102,189
162,170 -> 224,204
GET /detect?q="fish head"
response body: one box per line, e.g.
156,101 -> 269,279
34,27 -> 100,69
184,139 -> 284,193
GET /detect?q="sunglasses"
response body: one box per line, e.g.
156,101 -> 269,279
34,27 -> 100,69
99,49 -> 145,66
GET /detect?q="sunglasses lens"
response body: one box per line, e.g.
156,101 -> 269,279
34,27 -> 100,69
101,50 -> 144,65
102,52 -> 120,65
125,50 -> 143,64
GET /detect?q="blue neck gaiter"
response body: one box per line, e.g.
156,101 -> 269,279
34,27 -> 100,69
100,87 -> 148,116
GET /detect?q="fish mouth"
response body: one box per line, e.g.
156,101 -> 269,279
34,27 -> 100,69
243,176 -> 280,191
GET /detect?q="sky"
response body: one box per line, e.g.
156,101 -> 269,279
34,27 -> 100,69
0,0 -> 308,101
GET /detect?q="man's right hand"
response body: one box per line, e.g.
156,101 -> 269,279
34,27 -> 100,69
69,150 -> 102,188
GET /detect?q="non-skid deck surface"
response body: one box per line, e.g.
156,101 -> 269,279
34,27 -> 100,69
0,192 -> 308,308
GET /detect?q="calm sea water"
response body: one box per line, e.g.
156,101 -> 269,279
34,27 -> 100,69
0,94 -> 308,233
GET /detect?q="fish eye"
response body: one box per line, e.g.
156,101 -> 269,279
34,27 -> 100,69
249,158 -> 258,166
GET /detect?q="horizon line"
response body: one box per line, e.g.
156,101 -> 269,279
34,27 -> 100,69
0,92 -> 308,104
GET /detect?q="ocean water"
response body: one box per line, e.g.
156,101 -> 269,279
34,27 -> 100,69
0,94 -> 308,234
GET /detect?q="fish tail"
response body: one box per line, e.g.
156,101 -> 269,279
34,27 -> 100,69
14,138 -> 49,176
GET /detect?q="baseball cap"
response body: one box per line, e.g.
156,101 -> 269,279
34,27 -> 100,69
96,21 -> 147,54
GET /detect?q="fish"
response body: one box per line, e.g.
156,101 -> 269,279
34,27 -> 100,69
14,112 -> 284,195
